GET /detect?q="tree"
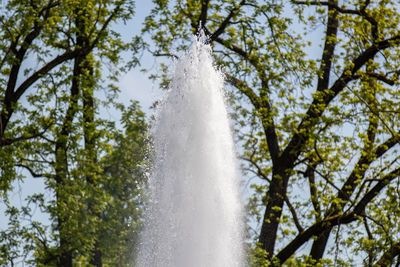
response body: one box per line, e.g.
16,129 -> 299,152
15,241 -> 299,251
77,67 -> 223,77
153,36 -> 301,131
0,0 -> 147,266
143,0 -> 400,265
98,101 -> 148,266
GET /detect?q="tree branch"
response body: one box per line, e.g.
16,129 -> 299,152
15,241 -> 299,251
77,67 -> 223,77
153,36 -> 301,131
209,0 -> 246,41
284,194 -> 304,233
353,167 -> 400,215
282,34 -> 400,174
0,128 -> 48,147
225,73 -> 260,108
89,3 -> 122,51
197,0 -> 210,31
240,156 -> 270,182
292,0 -> 378,40
276,167 -> 400,264
12,49 -> 80,102
375,242 -> 400,266
358,72 -> 396,86
304,160 -> 321,217
15,164 -> 50,178
1,2 -> 121,139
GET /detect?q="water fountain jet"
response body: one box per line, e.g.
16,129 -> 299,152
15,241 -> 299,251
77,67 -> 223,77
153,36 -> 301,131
136,34 -> 243,267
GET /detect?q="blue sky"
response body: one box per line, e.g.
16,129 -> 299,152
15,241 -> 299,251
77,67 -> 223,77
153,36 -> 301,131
114,1 -> 160,113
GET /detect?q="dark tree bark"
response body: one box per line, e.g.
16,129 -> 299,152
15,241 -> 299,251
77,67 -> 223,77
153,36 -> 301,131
309,2 -> 339,259
54,38 -> 83,267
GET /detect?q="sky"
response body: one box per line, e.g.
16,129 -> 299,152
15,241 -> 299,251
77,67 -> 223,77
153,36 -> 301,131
115,2 -> 158,113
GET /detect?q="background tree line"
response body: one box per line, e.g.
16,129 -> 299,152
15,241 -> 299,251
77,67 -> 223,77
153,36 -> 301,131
2,0 -> 400,266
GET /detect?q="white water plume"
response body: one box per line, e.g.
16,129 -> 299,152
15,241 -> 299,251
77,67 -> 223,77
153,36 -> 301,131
136,34 -> 244,267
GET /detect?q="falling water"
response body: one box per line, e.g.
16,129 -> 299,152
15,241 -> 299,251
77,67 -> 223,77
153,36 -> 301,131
136,35 -> 243,267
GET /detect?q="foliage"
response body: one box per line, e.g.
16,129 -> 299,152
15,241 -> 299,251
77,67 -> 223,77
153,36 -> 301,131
142,0 -> 400,265
0,0 -> 148,266
98,101 -> 149,266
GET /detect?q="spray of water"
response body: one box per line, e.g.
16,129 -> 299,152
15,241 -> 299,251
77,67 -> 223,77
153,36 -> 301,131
136,34 -> 243,267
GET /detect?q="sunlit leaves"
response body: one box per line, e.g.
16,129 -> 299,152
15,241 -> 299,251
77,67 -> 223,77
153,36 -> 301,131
0,0 -> 145,265
143,0 -> 400,265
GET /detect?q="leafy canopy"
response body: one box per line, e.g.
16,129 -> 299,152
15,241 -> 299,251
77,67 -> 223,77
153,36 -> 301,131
141,0 -> 400,265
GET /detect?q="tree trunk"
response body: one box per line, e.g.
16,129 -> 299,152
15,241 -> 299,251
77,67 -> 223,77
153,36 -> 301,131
259,167 -> 289,258
58,239 -> 73,267
54,17 -> 83,264
82,56 -> 103,267
90,241 -> 103,267
310,229 -> 331,260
